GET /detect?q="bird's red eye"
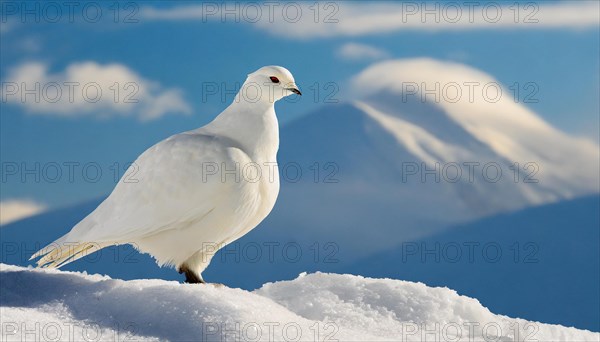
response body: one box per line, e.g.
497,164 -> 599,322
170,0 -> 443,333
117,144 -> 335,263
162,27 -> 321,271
270,76 -> 280,83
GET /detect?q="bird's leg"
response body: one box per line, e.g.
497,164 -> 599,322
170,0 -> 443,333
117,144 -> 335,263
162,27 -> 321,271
178,265 -> 205,284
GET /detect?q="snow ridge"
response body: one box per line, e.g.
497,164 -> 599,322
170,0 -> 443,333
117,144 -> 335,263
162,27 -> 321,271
1,264 -> 597,341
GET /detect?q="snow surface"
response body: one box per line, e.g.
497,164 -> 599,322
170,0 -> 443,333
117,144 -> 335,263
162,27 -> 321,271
1,264 -> 597,341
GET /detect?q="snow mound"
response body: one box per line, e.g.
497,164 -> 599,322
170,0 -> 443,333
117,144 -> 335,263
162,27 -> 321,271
1,264 -> 597,341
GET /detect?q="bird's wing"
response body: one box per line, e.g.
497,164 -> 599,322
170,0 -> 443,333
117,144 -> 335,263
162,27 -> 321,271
66,131 -> 248,243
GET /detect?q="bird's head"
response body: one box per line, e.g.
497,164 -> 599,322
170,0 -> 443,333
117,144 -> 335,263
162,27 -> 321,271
242,66 -> 301,103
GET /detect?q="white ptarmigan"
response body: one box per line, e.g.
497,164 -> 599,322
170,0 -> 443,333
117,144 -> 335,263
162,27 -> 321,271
31,66 -> 301,283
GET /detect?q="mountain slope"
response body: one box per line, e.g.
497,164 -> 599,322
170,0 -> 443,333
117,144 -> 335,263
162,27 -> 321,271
1,264 -> 598,341
349,195 -> 600,331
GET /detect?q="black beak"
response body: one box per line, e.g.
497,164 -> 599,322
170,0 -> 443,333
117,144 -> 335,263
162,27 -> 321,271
288,88 -> 302,96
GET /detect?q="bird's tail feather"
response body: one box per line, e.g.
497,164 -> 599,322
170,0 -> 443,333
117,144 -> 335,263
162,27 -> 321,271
30,238 -> 107,268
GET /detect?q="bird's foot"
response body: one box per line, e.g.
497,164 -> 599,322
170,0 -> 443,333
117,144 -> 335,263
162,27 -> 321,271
178,265 -> 205,284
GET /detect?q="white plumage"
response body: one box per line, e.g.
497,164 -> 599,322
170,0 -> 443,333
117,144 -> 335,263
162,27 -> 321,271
31,66 -> 301,283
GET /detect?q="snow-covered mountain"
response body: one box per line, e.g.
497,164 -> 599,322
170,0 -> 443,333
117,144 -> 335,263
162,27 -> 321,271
271,58 -> 599,259
1,264 -> 598,341
351,58 -> 599,203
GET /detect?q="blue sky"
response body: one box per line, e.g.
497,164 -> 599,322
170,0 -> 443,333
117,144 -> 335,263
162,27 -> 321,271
1,1 -> 599,212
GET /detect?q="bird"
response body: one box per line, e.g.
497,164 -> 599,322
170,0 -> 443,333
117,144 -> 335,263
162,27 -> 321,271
30,66 -> 301,284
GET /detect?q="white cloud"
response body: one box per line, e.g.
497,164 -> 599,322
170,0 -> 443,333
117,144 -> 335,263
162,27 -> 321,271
138,2 -> 599,40
337,43 -> 389,61
2,61 -> 192,121
0,199 -> 47,226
